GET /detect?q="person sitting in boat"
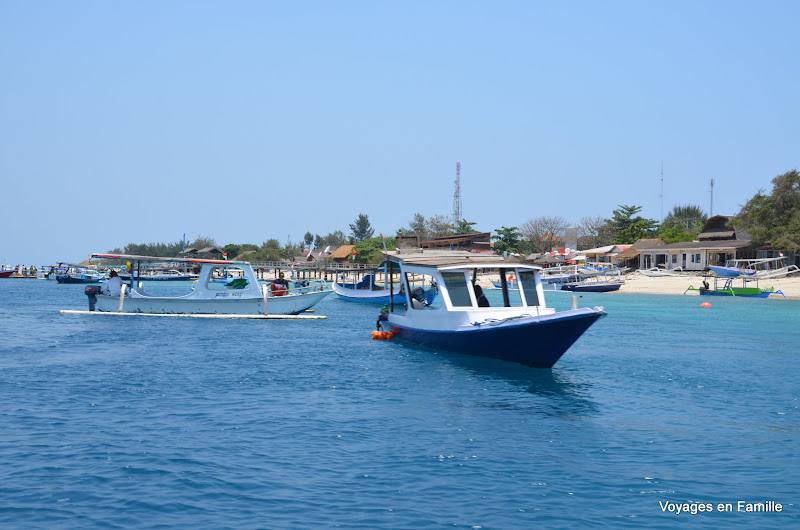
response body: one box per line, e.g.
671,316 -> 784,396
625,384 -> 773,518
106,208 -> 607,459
104,270 -> 123,296
474,284 -> 490,307
702,279 -> 710,291
270,272 -> 289,296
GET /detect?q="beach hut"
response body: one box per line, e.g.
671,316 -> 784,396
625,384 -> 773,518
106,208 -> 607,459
328,245 -> 356,263
612,239 -> 666,269
637,216 -> 751,271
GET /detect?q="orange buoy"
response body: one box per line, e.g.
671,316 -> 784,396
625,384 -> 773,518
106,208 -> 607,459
371,330 -> 381,339
700,302 -> 712,308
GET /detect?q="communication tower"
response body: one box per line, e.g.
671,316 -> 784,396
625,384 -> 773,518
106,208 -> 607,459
453,162 -> 462,226
710,178 -> 715,216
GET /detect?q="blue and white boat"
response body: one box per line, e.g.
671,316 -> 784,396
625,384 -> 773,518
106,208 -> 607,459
56,264 -> 106,284
332,267 -> 436,304
376,251 -> 606,368
332,269 -> 404,303
708,257 -> 799,279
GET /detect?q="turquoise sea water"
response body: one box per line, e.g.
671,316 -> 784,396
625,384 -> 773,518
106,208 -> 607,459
0,280 -> 798,528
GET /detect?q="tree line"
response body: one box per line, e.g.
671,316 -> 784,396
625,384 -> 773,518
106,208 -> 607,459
110,169 -> 800,263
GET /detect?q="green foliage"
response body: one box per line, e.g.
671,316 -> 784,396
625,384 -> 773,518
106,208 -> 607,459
304,232 -> 314,248
657,204 -> 707,243
733,169 -> 800,248
121,241 -> 183,257
349,213 -> 374,243
352,236 -> 396,264
402,213 -> 455,241
317,230 -> 347,248
492,226 -> 522,255
454,219 -> 477,234
188,236 -> 217,249
222,244 -> 241,259
611,205 -> 659,244
405,213 -> 428,241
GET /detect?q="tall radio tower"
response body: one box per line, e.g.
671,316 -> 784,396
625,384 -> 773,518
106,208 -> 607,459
710,178 -> 715,216
453,162 -> 462,226
660,161 -> 664,221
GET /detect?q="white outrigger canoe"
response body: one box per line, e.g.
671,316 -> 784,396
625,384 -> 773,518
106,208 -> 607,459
79,253 -> 330,316
708,256 -> 799,279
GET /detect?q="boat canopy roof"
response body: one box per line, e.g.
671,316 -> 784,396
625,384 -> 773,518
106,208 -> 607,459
91,253 -> 248,266
383,250 -> 541,271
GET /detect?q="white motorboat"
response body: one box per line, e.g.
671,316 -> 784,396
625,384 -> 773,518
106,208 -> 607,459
83,254 -> 330,315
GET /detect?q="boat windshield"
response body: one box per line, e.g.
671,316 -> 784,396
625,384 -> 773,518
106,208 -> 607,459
519,270 -> 539,306
441,272 -> 472,307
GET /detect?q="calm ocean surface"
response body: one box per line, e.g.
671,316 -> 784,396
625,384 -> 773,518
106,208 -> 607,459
0,279 -> 798,528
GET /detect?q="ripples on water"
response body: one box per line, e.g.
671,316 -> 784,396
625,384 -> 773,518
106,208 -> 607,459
0,281 -> 798,528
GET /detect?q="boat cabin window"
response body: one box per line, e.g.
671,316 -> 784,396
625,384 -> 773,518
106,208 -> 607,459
205,266 -> 251,290
519,271 -> 539,306
403,272 -> 438,309
441,272 -> 472,307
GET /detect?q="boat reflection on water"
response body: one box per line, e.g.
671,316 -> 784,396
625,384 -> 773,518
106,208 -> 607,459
410,348 -> 599,417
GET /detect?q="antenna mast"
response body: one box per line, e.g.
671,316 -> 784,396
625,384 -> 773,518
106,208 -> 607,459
453,162 -> 462,226
660,161 -> 664,221
710,178 -> 715,216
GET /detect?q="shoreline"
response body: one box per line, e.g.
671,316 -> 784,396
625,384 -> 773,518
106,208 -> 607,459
479,272 -> 800,299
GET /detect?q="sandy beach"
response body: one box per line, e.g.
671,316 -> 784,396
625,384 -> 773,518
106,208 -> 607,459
618,272 -> 800,298
479,271 -> 800,299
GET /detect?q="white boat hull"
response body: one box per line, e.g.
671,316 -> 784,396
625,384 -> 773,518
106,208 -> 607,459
94,289 -> 329,315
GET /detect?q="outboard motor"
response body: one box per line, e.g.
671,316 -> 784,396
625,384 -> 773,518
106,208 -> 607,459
85,284 -> 103,311
411,287 -> 426,304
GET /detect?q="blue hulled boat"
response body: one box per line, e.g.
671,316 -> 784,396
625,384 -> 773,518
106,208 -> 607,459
376,251 -> 606,368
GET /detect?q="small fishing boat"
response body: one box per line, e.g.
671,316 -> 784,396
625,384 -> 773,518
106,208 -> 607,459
0,268 -> 15,278
82,253 -> 330,315
56,265 -> 106,284
561,270 -> 624,293
684,276 -> 786,299
333,269 -> 403,303
332,267 -> 437,304
375,251 -> 606,368
708,256 -> 799,279
638,267 -> 683,277
36,266 -> 57,280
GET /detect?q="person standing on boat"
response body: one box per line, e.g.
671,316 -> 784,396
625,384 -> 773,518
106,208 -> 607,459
104,270 -> 123,296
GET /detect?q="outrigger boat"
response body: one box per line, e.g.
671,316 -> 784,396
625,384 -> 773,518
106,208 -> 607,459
708,256 -> 799,279
684,276 -> 786,299
332,266 -> 436,304
79,253 -> 330,315
332,267 -> 405,303
56,264 -> 106,284
561,270 -> 624,293
376,251 -> 606,368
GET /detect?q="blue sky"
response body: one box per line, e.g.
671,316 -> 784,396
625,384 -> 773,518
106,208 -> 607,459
2,1 -> 798,265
